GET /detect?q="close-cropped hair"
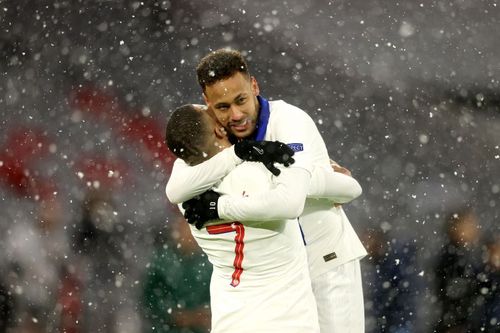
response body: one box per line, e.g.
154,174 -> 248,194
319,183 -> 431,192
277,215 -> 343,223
165,104 -> 209,165
196,48 -> 249,91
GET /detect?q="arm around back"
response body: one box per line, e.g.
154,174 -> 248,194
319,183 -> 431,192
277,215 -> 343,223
217,166 -> 311,221
165,146 -> 242,204
308,167 -> 362,203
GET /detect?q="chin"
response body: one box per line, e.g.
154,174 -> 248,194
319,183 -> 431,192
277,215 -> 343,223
232,130 -> 252,139
231,125 -> 255,139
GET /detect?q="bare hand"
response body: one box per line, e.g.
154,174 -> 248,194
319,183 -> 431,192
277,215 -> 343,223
330,159 -> 351,207
330,160 -> 352,177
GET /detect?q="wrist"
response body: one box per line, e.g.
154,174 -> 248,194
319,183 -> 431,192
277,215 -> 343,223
228,145 -> 243,164
217,195 -> 229,220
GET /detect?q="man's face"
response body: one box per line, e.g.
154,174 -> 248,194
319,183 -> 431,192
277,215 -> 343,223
193,105 -> 231,155
203,72 -> 260,139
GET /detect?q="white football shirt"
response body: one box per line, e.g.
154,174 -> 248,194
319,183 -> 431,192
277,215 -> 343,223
166,99 -> 366,278
260,100 -> 367,278
186,162 -> 319,333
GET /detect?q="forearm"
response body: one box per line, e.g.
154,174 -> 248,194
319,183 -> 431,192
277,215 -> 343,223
308,167 -> 362,203
166,146 -> 242,203
218,167 -> 310,221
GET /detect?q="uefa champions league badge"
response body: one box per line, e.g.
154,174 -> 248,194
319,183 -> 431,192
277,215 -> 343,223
287,143 -> 304,152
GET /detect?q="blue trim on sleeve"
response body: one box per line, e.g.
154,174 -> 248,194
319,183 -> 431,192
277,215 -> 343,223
253,95 -> 270,141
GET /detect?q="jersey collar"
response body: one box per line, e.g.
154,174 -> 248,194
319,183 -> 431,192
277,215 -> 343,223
253,95 -> 270,141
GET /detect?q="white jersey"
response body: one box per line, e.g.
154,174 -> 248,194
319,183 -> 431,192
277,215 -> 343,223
262,100 -> 367,278
187,162 -> 319,333
166,99 -> 366,280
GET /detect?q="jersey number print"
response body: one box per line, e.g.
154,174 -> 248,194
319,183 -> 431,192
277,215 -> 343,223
207,222 -> 245,287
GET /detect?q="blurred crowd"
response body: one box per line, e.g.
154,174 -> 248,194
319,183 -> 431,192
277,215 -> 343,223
0,191 -> 207,333
0,187 -> 498,332
361,208 -> 499,332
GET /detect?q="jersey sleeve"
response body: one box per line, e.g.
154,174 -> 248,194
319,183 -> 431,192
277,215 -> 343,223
308,167 -> 363,203
216,102 -> 324,222
268,104 -> 322,175
217,167 -> 310,221
165,146 -> 243,204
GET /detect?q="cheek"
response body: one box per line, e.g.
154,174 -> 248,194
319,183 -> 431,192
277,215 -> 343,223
247,102 -> 258,120
214,112 -> 229,125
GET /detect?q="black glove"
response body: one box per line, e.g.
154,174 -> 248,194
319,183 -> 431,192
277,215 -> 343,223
234,140 -> 295,176
182,190 -> 220,229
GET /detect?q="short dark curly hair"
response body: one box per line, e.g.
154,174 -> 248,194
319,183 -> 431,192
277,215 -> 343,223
196,48 -> 250,91
165,104 -> 210,165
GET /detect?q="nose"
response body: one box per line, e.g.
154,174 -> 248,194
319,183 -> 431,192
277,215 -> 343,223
230,106 -> 244,121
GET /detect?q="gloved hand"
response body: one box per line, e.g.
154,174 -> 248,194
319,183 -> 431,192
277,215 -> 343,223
182,190 -> 220,229
234,140 -> 295,176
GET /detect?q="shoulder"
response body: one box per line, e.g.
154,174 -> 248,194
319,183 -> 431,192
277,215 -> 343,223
269,99 -> 305,113
172,157 -> 188,168
269,100 -> 313,120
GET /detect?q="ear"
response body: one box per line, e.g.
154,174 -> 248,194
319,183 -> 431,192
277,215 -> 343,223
214,125 -> 227,139
203,92 -> 210,106
250,76 -> 260,96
